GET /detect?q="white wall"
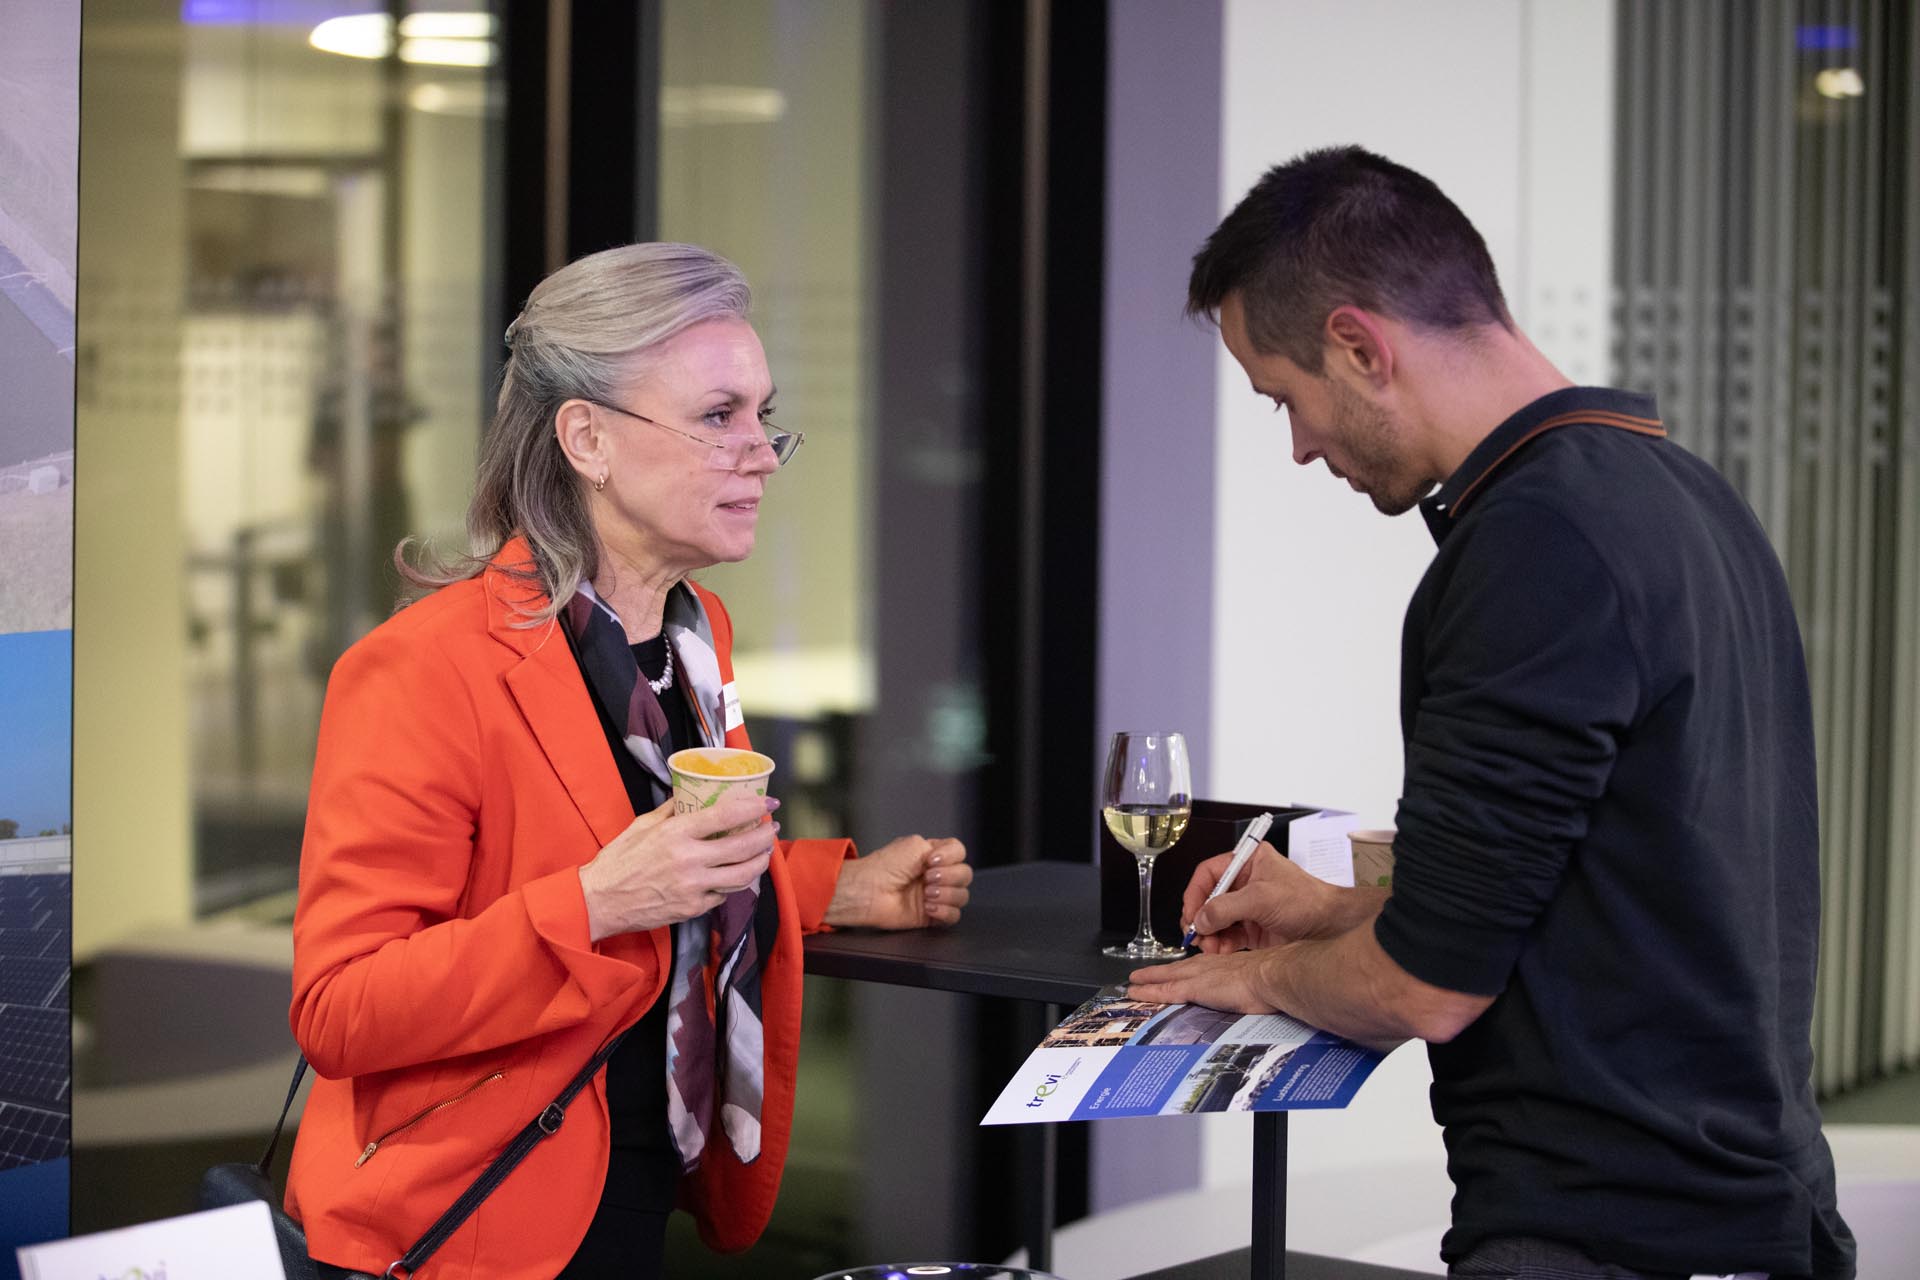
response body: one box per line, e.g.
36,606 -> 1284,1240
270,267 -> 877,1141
1094,0 -> 1225,1213
1202,0 -> 1615,1192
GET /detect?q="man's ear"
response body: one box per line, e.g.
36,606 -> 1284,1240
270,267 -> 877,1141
1324,306 -> 1395,390
553,398 -> 603,482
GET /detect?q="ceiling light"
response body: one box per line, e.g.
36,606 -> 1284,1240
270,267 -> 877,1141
399,12 -> 494,40
1814,67 -> 1865,98
310,12 -> 497,67
399,37 -> 494,67
408,81 -> 493,115
188,165 -> 332,198
309,13 -> 388,58
660,86 -> 788,127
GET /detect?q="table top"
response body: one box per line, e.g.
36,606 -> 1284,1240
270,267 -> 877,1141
802,861 -> 1143,1006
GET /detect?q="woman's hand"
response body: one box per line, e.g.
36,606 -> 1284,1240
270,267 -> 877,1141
823,835 -> 973,930
578,794 -> 779,941
1181,842 -> 1343,953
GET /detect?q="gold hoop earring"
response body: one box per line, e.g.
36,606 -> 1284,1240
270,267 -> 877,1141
594,471 -> 608,492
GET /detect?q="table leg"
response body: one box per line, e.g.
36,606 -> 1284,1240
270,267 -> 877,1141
1022,1121 -> 1057,1271
1019,1002 -> 1062,1272
1251,1110 -> 1286,1280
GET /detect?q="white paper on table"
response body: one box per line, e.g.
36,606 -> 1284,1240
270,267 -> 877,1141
17,1201 -> 287,1280
1288,808 -> 1363,886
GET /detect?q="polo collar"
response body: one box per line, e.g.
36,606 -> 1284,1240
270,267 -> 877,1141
1419,386 -> 1664,543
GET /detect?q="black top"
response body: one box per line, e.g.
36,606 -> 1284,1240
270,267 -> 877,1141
584,632 -> 702,1212
1373,387 -> 1854,1278
803,862 -> 1139,1002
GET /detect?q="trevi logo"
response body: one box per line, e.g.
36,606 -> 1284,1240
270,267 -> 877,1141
1025,1071 -> 1063,1108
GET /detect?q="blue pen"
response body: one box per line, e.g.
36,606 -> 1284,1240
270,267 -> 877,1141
1180,811 -> 1276,949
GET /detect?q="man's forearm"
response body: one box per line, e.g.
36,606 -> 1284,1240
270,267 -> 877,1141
1132,873 -> 1494,1044
1310,882 -> 1392,939
1254,919 -> 1493,1050
1253,927 -> 1421,1051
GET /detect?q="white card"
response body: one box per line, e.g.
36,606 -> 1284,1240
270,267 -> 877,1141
1287,808 -> 1363,887
17,1201 -> 287,1280
721,681 -> 744,732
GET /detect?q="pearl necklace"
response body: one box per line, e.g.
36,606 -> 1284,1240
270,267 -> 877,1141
647,642 -> 674,695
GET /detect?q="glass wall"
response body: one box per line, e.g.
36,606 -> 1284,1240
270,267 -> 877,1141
73,0 -> 501,1227
652,3 -> 876,1268
659,0 -> 876,843
652,2 -> 1052,1270
177,4 -> 497,913
72,1 -> 1050,1264
1610,0 -> 1920,1102
655,5 -> 930,1273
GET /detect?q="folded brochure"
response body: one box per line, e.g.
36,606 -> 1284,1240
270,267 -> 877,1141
983,987 -> 1384,1124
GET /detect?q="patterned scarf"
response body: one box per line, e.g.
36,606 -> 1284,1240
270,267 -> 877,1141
562,580 -> 776,1170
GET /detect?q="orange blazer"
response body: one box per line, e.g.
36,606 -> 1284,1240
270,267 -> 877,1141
285,538 -> 853,1279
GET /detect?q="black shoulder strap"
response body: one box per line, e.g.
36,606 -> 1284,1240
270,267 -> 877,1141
382,1030 -> 630,1278
260,1031 -> 628,1280
257,1055 -> 310,1177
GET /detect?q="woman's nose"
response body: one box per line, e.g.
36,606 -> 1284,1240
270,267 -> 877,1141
736,435 -> 779,475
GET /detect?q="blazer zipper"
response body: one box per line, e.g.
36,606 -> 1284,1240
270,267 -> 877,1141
356,1071 -> 506,1168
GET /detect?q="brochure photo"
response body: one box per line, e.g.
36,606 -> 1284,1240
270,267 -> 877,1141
982,987 -> 1384,1125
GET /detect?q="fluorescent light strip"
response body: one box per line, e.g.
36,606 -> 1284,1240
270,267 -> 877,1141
310,12 -> 497,66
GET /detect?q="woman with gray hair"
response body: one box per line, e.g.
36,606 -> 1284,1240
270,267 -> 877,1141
283,243 -> 972,1280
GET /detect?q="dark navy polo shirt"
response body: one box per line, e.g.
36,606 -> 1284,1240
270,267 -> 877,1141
1373,387 -> 1854,1278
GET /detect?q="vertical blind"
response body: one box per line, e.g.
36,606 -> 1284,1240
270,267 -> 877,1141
1613,0 -> 1919,1096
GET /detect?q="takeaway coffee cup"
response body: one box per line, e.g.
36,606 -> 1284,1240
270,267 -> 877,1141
668,747 -> 776,835
1348,828 -> 1396,888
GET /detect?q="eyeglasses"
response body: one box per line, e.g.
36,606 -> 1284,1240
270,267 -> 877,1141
588,399 -> 803,470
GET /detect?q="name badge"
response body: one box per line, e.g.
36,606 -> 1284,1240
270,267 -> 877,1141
722,681 -> 744,732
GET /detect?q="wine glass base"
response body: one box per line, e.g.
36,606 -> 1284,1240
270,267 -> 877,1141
1102,938 -> 1189,961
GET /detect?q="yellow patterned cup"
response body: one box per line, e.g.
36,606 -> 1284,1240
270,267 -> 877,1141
1348,828 -> 1396,888
668,747 -> 776,836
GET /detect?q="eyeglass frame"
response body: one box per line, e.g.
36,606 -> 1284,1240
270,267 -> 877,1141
583,398 -> 803,470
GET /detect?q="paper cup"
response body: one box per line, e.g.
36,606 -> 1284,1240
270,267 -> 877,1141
668,747 -> 776,835
1348,828 -> 1396,888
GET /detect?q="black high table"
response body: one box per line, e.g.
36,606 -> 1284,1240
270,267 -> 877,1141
802,861 -> 1295,1280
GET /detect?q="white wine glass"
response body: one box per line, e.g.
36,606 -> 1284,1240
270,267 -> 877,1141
1100,731 -> 1193,960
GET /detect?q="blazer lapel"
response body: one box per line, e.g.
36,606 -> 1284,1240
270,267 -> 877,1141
486,545 -> 634,851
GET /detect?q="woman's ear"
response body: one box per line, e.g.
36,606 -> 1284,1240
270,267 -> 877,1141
553,399 -> 603,484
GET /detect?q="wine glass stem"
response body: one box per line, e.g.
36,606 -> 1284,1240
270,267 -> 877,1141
1134,856 -> 1157,946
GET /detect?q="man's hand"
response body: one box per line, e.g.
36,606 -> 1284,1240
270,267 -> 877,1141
1135,923 -> 1495,1050
824,834 -> 974,929
1126,948 -> 1284,1013
1181,843 -> 1352,952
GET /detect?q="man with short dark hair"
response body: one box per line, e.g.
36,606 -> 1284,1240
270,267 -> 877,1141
1128,145 -> 1855,1280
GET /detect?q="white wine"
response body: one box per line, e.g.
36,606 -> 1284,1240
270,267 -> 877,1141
1100,731 -> 1193,960
1103,803 -> 1192,860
